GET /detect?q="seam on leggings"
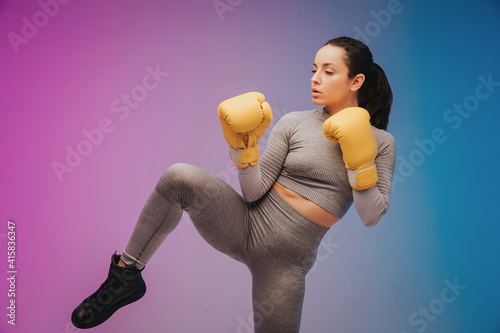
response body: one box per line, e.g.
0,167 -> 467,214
155,185 -> 246,261
121,250 -> 146,267
135,190 -> 176,263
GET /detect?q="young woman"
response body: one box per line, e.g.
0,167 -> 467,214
71,36 -> 396,332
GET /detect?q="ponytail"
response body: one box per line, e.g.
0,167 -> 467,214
359,63 -> 392,130
323,37 -> 393,130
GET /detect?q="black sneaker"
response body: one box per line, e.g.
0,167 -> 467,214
71,253 -> 146,329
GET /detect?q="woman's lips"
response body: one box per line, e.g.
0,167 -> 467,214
312,89 -> 321,96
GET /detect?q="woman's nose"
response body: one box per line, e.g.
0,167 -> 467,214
311,72 -> 319,84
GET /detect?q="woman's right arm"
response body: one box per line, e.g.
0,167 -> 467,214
237,114 -> 293,202
352,133 -> 396,227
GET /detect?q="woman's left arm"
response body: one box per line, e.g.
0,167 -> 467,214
353,134 -> 396,227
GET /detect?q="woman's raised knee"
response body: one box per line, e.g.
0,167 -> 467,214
155,163 -> 204,194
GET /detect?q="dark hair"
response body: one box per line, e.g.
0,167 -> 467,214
323,37 -> 393,130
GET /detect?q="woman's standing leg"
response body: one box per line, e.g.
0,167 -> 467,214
250,266 -> 309,333
246,188 -> 329,332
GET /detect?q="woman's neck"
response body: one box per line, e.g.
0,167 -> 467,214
324,97 -> 359,116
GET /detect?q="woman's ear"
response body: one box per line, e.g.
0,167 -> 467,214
350,74 -> 365,92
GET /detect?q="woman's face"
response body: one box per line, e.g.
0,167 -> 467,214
311,45 -> 364,114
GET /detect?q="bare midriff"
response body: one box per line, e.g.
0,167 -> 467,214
272,182 -> 339,228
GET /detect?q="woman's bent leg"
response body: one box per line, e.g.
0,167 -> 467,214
72,163 -> 249,328
121,163 -> 250,268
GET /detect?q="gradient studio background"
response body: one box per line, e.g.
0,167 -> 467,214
1,0 -> 499,332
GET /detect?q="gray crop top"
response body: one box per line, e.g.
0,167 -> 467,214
238,108 -> 396,226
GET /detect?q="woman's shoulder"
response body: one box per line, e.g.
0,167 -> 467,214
372,127 -> 396,156
373,127 -> 395,143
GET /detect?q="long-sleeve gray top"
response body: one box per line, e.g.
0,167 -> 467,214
238,108 -> 396,227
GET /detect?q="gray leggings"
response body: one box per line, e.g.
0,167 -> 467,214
120,163 -> 329,332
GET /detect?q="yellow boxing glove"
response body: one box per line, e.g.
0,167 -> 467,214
217,92 -> 273,168
323,107 -> 378,190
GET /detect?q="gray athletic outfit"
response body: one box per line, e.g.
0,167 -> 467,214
120,108 -> 396,332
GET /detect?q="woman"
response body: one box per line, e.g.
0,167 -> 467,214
71,36 -> 396,332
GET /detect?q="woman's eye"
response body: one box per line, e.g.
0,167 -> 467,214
311,70 -> 333,75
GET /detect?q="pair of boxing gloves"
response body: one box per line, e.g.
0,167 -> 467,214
217,92 -> 378,190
